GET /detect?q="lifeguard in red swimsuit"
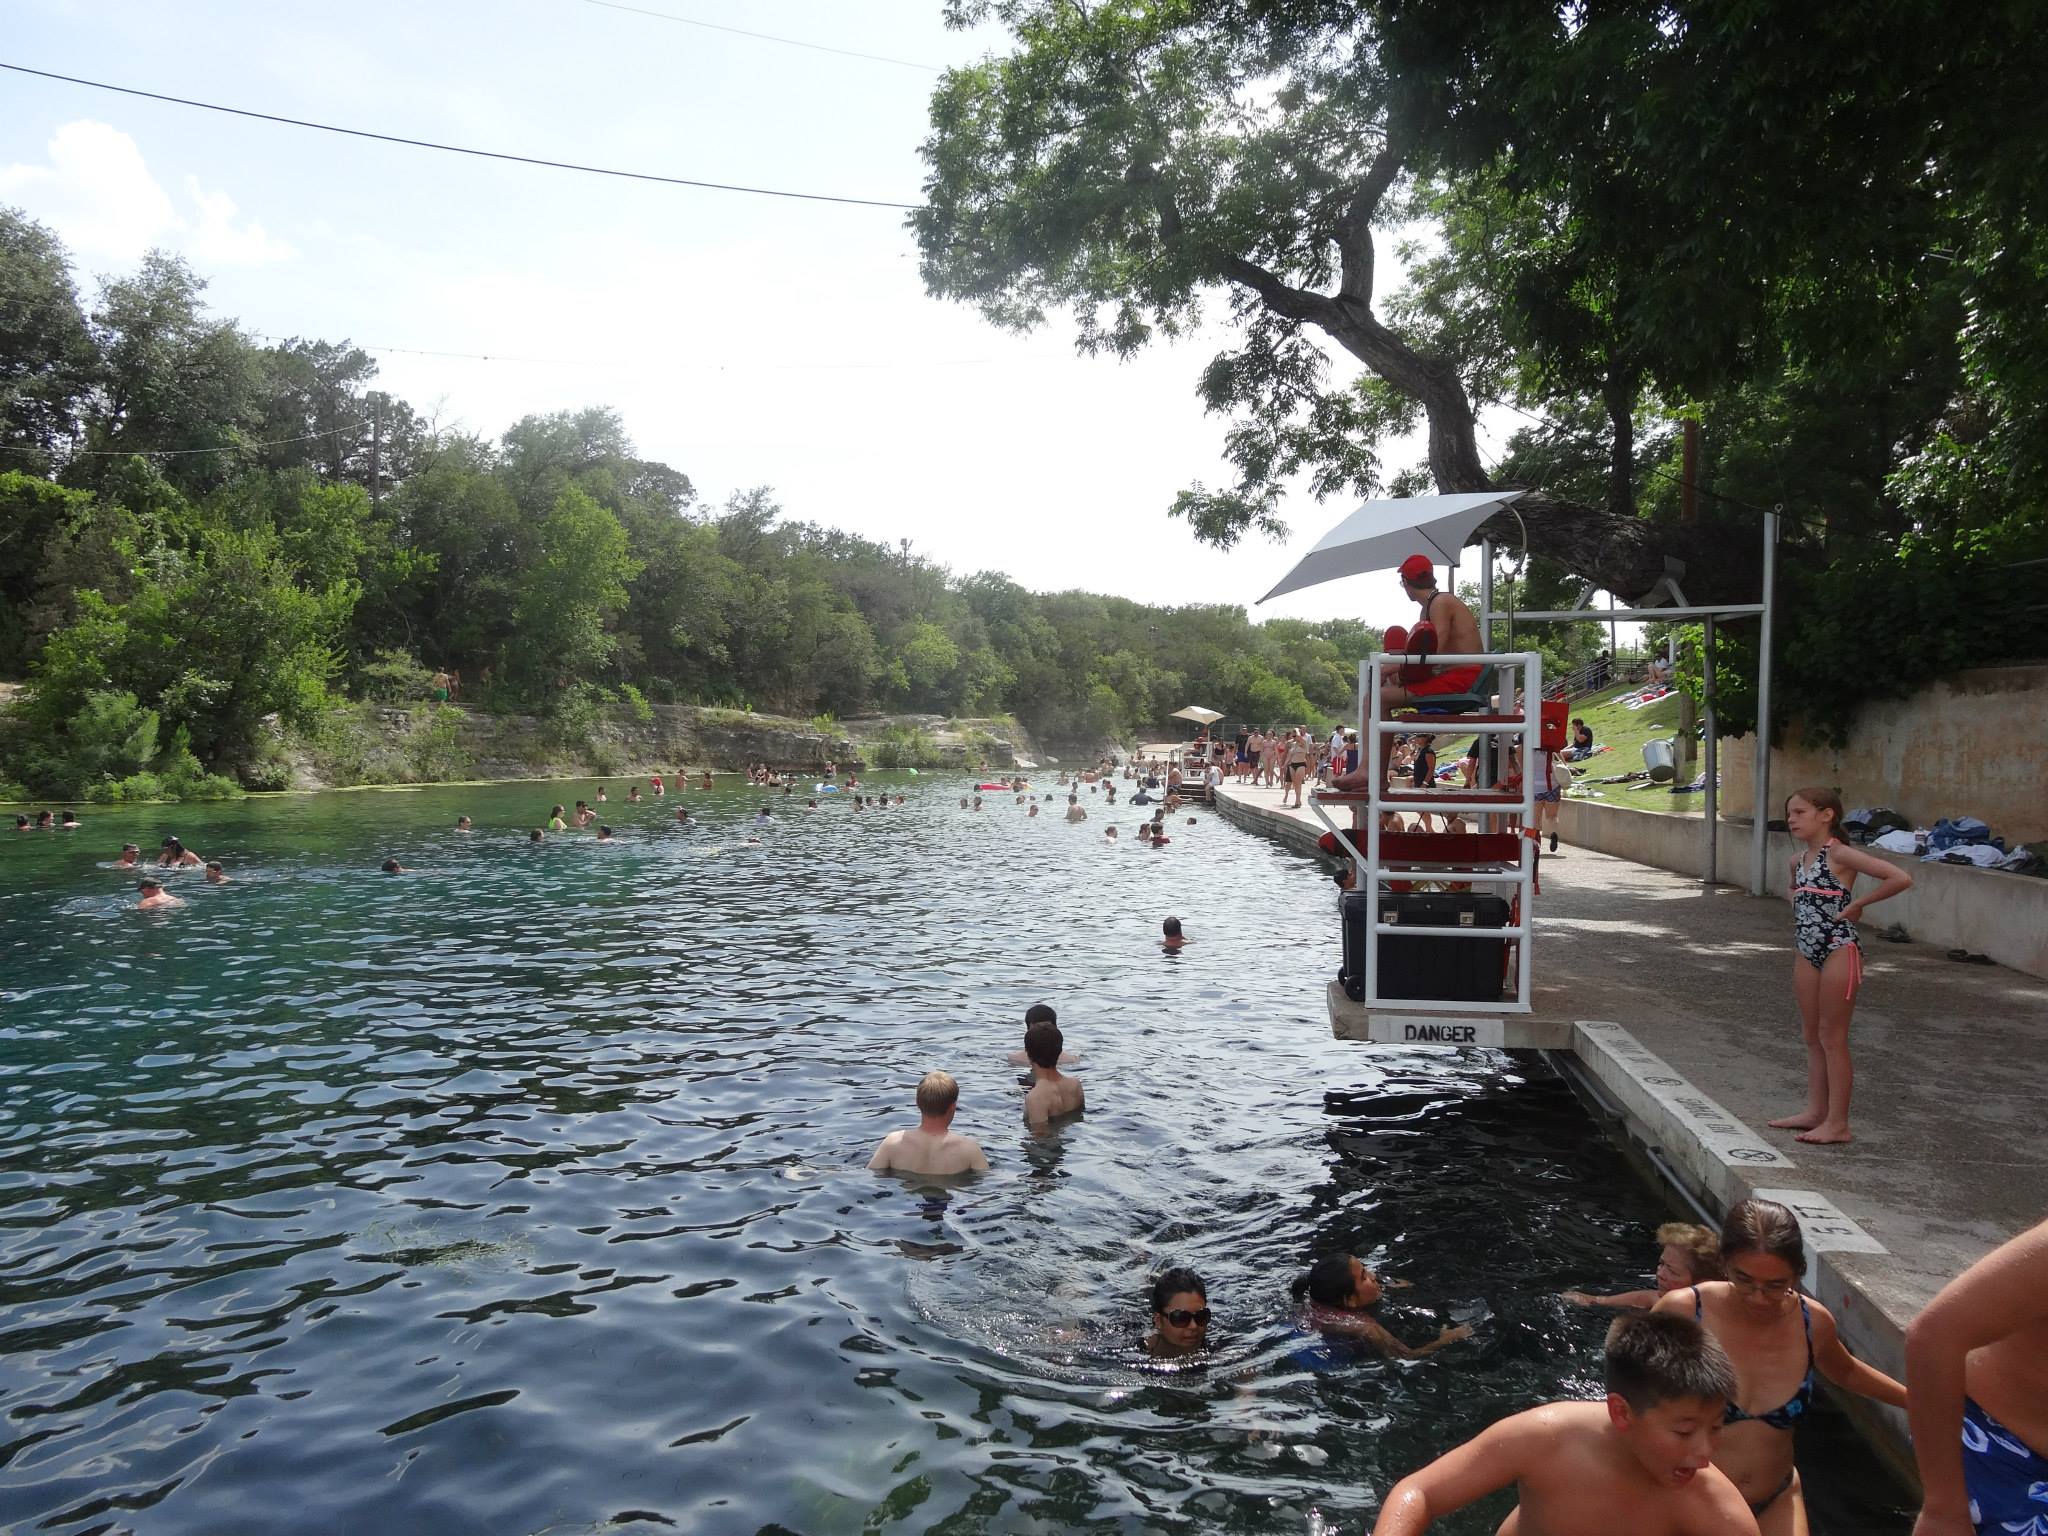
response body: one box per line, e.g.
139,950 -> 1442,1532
1383,554 -> 1484,709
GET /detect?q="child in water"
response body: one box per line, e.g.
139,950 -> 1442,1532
1768,786 -> 1912,1144
1564,1223 -> 1722,1311
1291,1254 -> 1471,1360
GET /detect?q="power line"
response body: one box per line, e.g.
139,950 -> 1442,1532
0,61 -> 922,210
0,420 -> 370,459
578,0 -> 942,73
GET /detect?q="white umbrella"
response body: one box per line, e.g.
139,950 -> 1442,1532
1169,705 -> 1224,724
1257,491 -> 1527,603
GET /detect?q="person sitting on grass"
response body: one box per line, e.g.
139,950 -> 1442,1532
1292,1253 -> 1472,1360
866,1071 -> 989,1176
1371,1312 -> 1758,1535
1566,1224 -> 1724,1311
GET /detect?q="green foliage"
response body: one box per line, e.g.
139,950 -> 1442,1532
617,681 -> 655,725
353,648 -> 438,704
15,688 -> 240,801
872,725 -> 942,770
401,705 -> 473,782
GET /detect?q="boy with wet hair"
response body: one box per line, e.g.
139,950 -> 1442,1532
866,1071 -> 989,1176
1021,1018 -> 1084,1125
1161,916 -> 1185,949
1008,1002 -> 1079,1067
1372,1312 -> 1757,1535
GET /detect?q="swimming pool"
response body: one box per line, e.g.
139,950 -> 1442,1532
0,779 -> 1910,1533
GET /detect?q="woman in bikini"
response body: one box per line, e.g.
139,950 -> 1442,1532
1768,787 -> 1912,1145
1654,1198 -> 1904,1534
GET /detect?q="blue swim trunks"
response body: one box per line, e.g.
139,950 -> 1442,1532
1962,1396 -> 2048,1535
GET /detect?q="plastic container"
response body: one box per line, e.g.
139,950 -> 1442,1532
1642,738 -> 1677,782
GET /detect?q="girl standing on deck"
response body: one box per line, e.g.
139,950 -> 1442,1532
1655,1199 -> 1905,1536
1768,787 -> 1912,1145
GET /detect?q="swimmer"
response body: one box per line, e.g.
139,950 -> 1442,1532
807,799 -> 818,811
136,876 -> 183,909
755,806 -> 771,824
676,808 -> 691,823
574,800 -> 595,828
973,796 -> 984,811
204,860 -> 228,884
1370,1312 -> 1755,1535
1105,825 -> 1117,840
381,857 -> 408,874
550,805 -> 569,832
1291,1255 -> 1470,1359
1008,1002 -> 1080,1068
115,843 -> 140,867
1162,916 -> 1186,949
866,1071 -> 989,1176
1145,1267 -> 1212,1359
1064,795 -> 1086,823
961,797 -> 971,809
628,785 -> 641,803
596,785 -> 607,802
158,836 -> 203,868
595,825 -> 614,842
1567,1224 -> 1723,1311
1021,1018 -> 1084,1125
60,810 -> 78,828
1028,802 -> 1039,818
456,815 -> 473,831
12,815 -> 27,830
700,770 -> 713,789
1186,816 -> 1197,826
35,810 -> 53,829
530,828 -> 545,843
651,774 -> 664,797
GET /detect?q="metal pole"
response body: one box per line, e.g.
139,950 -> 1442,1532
1750,511 -> 1780,896
1480,538 -> 1495,652
1702,615 -> 1718,886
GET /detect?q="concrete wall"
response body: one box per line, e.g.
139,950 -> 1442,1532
1720,663 -> 2048,845
1557,798 -> 2048,979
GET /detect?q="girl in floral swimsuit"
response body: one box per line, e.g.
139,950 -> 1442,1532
1767,787 -> 1913,1145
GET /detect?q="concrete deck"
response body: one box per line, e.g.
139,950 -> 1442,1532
1214,778 -> 2048,1465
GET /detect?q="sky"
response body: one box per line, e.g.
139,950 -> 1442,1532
2,0 -> 1560,636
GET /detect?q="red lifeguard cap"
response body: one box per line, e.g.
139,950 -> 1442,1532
1398,554 -> 1434,585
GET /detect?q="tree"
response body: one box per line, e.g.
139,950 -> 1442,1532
916,1 -> 2048,604
509,486 -> 640,686
0,207 -> 96,468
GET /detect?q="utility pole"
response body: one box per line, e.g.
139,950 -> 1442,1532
369,396 -> 383,510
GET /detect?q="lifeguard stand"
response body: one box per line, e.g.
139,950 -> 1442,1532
1310,649 -> 1553,1043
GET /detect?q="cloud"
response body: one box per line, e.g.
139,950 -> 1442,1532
0,120 -> 293,267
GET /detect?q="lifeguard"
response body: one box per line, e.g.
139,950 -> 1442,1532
1382,554 -> 1483,710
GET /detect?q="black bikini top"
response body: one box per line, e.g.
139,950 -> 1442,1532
1695,1286 -> 1816,1430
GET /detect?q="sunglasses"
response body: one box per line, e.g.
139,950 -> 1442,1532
1163,1307 -> 1213,1328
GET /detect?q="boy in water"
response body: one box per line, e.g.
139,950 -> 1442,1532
205,860 -> 228,884
456,816 -> 473,831
1371,1312 -> 1756,1536
866,1072 -> 989,1176
1162,916 -> 1186,949
1008,1002 -> 1079,1067
137,876 -> 183,909
1021,1018 -> 1084,1126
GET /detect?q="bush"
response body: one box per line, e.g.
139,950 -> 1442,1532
402,705 -> 474,782
354,648 -> 438,705
873,724 -> 941,769
618,682 -> 655,725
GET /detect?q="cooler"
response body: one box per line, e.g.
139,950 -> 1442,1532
1339,890 -> 1511,1004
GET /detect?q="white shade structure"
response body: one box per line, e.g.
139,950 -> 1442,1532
1169,705 -> 1225,724
1257,491 -> 1528,603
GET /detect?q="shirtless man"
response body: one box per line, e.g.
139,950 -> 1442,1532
1008,1002 -> 1079,1068
136,876 -> 184,909
866,1072 -> 989,1176
1372,1312 -> 1758,1536
1906,1216 -> 2048,1536
1065,796 -> 1086,823
1021,1019 -> 1084,1126
115,843 -> 141,867
1379,554 -> 1484,713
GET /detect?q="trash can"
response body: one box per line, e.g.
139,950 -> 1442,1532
1643,737 -> 1676,783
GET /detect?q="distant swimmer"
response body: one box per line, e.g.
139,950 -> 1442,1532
204,860 -> 228,884
530,828 -> 546,843
12,815 -> 26,830
381,857 -> 409,874
1065,795 -> 1086,823
158,837 -> 202,868
550,805 -> 569,832
35,810 -> 53,829
1021,1018 -> 1084,1125
866,1071 -> 989,1176
596,785 -> 607,803
700,770 -> 714,789
960,797 -> 970,809
1369,1313 -> 1757,1536
807,799 -> 819,811
676,808 -> 691,823
1291,1255 -> 1471,1360
1145,1267 -> 1211,1359
60,810 -> 78,828
1104,825 -> 1117,840
973,796 -> 984,811
650,774 -> 664,797
595,825 -> 615,843
1566,1224 -> 1723,1312
136,876 -> 183,909
574,800 -> 595,828
115,843 -> 140,867
1028,802 -> 1039,818
456,815 -> 473,831
1162,916 -> 1186,949
755,806 -> 772,825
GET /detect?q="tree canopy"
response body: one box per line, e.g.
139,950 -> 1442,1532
915,0 -> 2048,609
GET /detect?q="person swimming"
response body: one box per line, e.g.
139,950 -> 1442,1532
595,825 -> 615,842
456,815 -> 473,831
1565,1223 -> 1723,1311
136,875 -> 183,909
530,828 -> 546,843
204,860 -> 228,884
381,857 -> 408,874
1290,1254 -> 1471,1360
1145,1267 -> 1211,1359
158,836 -> 202,867
866,1071 -> 989,1176
115,842 -> 140,867
550,805 -> 569,832
1021,1018 -> 1084,1126
1162,916 -> 1185,948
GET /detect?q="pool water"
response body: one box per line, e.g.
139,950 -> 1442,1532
0,779 -> 1911,1534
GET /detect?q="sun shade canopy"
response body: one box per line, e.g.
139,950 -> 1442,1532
1258,491 -> 1527,604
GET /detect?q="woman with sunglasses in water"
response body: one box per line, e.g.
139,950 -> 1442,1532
1145,1268 -> 1212,1359
1654,1198 -> 1904,1534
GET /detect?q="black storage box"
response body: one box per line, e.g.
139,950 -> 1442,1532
1339,890 -> 1510,1003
